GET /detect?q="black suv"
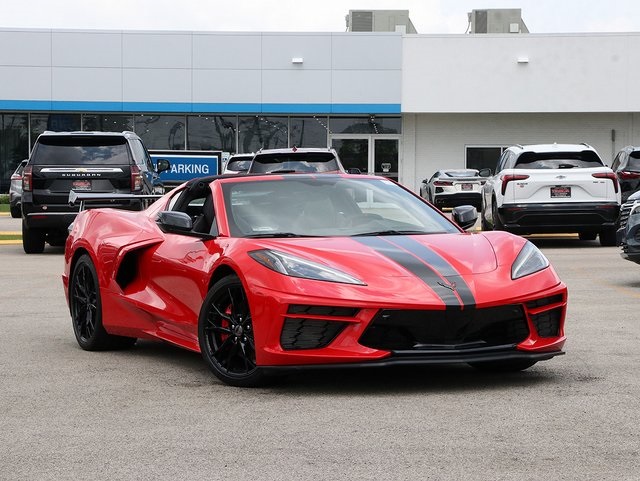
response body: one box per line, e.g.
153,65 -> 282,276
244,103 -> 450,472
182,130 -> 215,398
21,131 -> 169,254
611,145 -> 640,202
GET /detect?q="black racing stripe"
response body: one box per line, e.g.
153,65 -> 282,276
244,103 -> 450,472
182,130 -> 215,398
386,236 -> 476,308
356,236 -> 461,307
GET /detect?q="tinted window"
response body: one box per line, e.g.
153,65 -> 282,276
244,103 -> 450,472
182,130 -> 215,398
187,115 -> 236,151
32,136 -> 131,165
514,151 -> 603,169
249,152 -> 340,173
628,151 -> 640,170
226,159 -> 252,172
329,117 -> 401,134
82,114 -> 133,132
290,117 -> 328,147
135,115 -> 185,150
222,176 -> 457,238
238,116 -> 288,153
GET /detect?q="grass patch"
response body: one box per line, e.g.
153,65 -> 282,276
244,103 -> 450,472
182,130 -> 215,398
0,204 -> 9,213
0,234 -> 21,241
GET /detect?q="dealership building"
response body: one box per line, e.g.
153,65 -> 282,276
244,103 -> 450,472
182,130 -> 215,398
2,9 -> 640,193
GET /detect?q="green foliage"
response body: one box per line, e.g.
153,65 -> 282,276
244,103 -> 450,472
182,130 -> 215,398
0,194 -> 9,205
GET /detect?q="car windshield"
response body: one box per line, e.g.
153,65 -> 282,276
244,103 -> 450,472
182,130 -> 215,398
222,176 -> 458,238
514,151 -> 603,169
249,153 -> 340,173
32,136 -> 131,165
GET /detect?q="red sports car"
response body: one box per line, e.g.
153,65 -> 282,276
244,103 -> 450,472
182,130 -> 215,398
63,174 -> 567,386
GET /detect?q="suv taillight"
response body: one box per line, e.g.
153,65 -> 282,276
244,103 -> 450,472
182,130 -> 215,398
592,172 -> 619,193
131,164 -> 143,191
619,171 -> 640,181
22,165 -> 32,192
500,174 -> 529,195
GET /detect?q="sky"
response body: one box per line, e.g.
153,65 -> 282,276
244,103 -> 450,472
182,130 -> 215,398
1,0 -> 640,34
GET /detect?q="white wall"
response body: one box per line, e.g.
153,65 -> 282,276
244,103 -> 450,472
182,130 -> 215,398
403,112 -> 640,193
403,33 -> 640,113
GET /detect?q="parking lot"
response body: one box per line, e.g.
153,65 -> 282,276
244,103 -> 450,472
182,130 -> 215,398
1,214 -> 639,481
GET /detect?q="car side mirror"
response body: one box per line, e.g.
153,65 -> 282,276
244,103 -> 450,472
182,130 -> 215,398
156,158 -> 171,174
347,168 -> 362,174
478,168 -> 492,177
157,211 -> 192,232
452,205 -> 478,231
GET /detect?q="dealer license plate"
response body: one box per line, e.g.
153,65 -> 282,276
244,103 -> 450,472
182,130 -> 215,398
461,183 -> 473,191
73,180 -> 92,191
550,186 -> 571,198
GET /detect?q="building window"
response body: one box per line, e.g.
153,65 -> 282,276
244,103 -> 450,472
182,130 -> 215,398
290,116 -> 329,148
30,113 -> 81,147
187,115 -> 236,152
82,114 -> 134,132
329,116 -> 401,134
1,113 -> 29,192
134,115 -> 185,150
466,146 -> 506,172
238,116 -> 288,153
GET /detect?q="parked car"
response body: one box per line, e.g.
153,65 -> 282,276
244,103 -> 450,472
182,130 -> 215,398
611,145 -> 640,203
21,131 -> 170,254
616,190 -> 640,264
420,169 -> 485,209
63,172 -> 567,387
9,159 -> 28,218
247,147 -> 346,174
480,143 -> 620,246
223,153 -> 254,174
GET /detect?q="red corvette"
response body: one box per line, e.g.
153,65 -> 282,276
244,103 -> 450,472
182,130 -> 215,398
63,174 -> 567,386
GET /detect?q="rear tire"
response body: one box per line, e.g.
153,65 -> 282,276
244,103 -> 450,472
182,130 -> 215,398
578,232 -> 597,241
599,228 -> 616,247
22,221 -> 45,254
70,254 -> 137,350
10,205 -> 21,218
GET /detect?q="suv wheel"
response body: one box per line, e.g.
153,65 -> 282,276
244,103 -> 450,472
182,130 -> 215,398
491,200 -> 504,231
10,204 -> 21,218
22,221 -> 45,254
599,228 -> 617,247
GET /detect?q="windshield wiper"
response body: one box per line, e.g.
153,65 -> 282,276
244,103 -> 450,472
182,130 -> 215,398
243,232 -> 318,238
353,230 -> 429,236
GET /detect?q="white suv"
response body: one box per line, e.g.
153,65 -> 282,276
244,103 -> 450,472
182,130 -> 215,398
480,143 -> 621,246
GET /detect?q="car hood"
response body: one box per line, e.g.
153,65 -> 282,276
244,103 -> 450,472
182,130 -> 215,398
241,233 -> 504,306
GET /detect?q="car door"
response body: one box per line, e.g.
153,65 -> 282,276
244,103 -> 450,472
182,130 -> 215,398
146,186 -> 223,345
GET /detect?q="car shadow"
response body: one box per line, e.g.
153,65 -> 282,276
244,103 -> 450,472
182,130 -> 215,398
119,340 -> 560,394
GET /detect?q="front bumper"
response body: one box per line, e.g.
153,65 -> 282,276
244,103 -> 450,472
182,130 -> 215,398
499,202 -> 619,234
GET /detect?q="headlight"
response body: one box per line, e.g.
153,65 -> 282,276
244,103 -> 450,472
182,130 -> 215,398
511,241 -> 549,280
249,249 -> 366,285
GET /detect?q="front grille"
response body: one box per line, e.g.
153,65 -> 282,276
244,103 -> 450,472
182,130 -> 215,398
359,305 -> 529,351
531,308 -> 562,337
280,318 -> 347,350
618,202 -> 634,230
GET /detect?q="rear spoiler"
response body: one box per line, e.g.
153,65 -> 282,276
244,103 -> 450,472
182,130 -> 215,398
68,191 -> 163,211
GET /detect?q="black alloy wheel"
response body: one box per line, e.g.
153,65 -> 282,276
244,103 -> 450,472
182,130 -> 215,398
70,254 -> 136,350
198,275 -> 266,387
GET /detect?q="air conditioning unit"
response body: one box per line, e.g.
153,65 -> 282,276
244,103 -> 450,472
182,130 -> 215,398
468,9 -> 529,34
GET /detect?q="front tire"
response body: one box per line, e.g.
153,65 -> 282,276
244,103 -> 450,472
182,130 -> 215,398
70,254 -> 136,350
198,274 -> 266,387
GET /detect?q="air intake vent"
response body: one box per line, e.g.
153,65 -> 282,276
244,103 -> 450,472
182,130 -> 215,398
280,318 -> 347,350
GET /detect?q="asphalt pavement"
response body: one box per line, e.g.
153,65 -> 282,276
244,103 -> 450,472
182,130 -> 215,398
0,224 -> 639,480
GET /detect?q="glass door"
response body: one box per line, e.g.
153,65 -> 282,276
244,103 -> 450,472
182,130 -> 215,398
331,135 -> 400,182
331,138 -> 369,173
